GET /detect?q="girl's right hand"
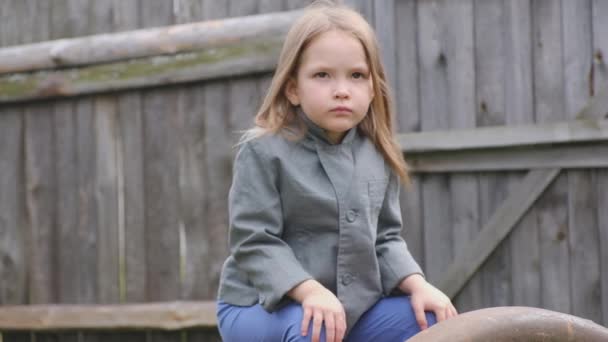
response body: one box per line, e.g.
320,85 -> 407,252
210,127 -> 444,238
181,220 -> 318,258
288,279 -> 346,342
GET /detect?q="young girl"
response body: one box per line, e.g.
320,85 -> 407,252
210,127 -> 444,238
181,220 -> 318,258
216,2 -> 457,341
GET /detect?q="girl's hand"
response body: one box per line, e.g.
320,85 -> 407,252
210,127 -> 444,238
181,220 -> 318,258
399,274 -> 458,330
288,279 -> 346,342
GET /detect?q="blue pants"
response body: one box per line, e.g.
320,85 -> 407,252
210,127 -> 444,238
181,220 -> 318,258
217,296 -> 437,341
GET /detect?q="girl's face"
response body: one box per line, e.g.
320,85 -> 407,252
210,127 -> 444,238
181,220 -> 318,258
285,30 -> 374,144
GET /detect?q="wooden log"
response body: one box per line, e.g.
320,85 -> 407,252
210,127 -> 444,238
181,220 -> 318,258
0,37 -> 285,104
0,10 -> 302,74
0,302 -> 217,331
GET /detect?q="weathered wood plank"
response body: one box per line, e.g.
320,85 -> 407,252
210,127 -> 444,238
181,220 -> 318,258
438,168 -> 560,299
502,0 -> 540,308
200,0 -> 231,300
592,0 -> 608,326
75,98 -> 99,305
140,0 -> 181,305
94,96 -> 121,304
0,10 -> 303,74
533,0 -> 570,313
406,142 -> 608,172
173,0 -> 209,301
51,1 -> 97,309
110,0 -> 147,305
0,0 -> 27,307
91,1 -> 120,310
397,118 -> 608,153
598,169 -> 608,327
417,0 -> 454,283
563,0 -> 601,322
0,302 -> 217,330
374,0 -> 397,98
0,38 -> 286,104
0,107 -> 25,305
445,0 -> 479,312
394,0 -> 424,267
23,103 -> 56,305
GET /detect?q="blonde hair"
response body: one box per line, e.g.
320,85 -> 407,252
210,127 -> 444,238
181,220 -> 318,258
248,0 -> 409,184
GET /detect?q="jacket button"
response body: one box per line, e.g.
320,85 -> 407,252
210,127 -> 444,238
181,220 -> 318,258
341,273 -> 353,286
346,210 -> 357,222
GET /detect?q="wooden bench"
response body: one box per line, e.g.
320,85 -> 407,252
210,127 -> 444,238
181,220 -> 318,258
0,301 -> 220,341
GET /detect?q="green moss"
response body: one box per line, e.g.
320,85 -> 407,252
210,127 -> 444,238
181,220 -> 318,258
76,39 -> 282,83
0,76 -> 38,99
0,38 -> 283,102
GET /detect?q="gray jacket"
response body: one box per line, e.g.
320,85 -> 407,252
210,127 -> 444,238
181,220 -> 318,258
217,115 -> 423,330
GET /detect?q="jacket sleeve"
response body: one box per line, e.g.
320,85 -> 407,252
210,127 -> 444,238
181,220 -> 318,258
228,141 -> 312,311
375,171 -> 424,295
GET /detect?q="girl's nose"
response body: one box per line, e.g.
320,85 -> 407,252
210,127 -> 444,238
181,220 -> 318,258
333,84 -> 350,99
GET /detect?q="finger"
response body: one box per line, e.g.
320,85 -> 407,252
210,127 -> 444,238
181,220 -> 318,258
301,307 -> 312,336
450,305 -> 459,317
324,313 -> 336,342
452,305 -> 458,316
336,312 -> 346,341
311,311 -> 323,342
435,306 -> 447,322
412,301 -> 428,330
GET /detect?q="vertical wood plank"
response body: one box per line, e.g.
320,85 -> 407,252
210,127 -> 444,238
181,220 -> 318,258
200,0 -> 231,301
0,108 -> 25,305
0,0 -> 27,307
416,0 -> 453,283
374,0 -> 397,100
532,0 -> 571,314
140,0 -> 180,303
111,0 -> 147,305
173,0 -> 210,301
395,0 -> 424,267
563,0 -> 601,322
23,102 -> 57,305
440,0 -> 479,311
140,3 -> 180,342
503,0 -> 540,308
474,0 -> 511,309
75,97 -> 100,305
50,1 -> 99,311
91,1 -> 121,307
592,0 -> 608,326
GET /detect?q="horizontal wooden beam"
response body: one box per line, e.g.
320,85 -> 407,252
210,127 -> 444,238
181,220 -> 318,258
0,301 -> 217,331
0,10 -> 302,74
398,119 -> 608,153
0,11 -> 303,104
0,39 -> 282,104
437,168 -> 560,299
405,142 -> 608,172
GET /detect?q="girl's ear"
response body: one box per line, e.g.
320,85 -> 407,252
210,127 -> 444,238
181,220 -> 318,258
284,78 -> 300,106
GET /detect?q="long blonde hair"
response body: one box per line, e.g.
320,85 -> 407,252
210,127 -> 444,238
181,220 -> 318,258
249,1 -> 409,184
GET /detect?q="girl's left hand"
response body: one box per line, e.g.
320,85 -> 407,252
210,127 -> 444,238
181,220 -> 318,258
399,274 -> 458,330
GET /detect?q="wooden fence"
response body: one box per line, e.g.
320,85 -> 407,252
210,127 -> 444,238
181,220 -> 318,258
1,0 -> 607,340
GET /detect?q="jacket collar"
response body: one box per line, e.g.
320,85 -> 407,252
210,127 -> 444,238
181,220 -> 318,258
296,107 -> 357,147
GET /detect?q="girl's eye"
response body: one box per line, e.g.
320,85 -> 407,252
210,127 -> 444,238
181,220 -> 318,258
314,72 -> 329,78
352,72 -> 366,79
